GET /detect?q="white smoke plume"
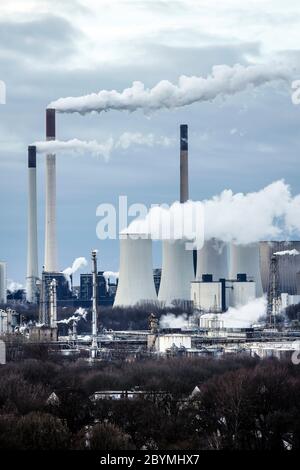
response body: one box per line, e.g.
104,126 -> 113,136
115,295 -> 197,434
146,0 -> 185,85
56,307 -> 87,325
103,271 -> 119,290
274,249 -> 300,256
63,257 -> 88,279
201,297 -> 267,329
7,279 -> 23,292
33,132 -> 172,161
125,180 -> 300,246
159,313 -> 189,330
48,63 -> 290,114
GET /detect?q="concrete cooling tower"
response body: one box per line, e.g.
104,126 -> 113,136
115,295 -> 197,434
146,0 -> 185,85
260,241 -> 300,294
229,243 -> 263,297
158,240 -> 195,306
113,235 -> 157,307
197,239 -> 228,281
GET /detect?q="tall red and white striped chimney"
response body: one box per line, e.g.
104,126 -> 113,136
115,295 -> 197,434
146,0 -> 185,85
44,108 -> 57,271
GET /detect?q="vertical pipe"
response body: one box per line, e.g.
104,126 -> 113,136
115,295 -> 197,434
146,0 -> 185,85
180,124 -> 189,203
26,146 -> 39,303
44,108 -> 57,272
50,279 -> 57,328
91,250 -> 98,356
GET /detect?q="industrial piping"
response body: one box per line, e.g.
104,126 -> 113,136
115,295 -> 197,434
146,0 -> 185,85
44,108 -> 57,272
26,145 -> 39,303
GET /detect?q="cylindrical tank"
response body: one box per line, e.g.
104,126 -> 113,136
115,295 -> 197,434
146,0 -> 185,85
229,243 -> 263,297
158,239 -> 194,306
114,235 -> 157,307
197,239 -> 228,282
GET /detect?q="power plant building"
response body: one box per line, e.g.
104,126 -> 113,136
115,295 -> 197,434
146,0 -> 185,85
80,272 -> 115,306
191,274 -> 255,312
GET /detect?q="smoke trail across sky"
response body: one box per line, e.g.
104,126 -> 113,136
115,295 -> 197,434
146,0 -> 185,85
48,63 -> 290,114
33,132 -> 172,161
274,249 -> 300,256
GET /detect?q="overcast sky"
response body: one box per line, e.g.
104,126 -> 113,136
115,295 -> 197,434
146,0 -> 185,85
1,0 -> 300,285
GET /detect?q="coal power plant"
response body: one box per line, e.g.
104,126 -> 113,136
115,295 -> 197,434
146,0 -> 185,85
4,110 -> 299,364
23,118 -> 300,319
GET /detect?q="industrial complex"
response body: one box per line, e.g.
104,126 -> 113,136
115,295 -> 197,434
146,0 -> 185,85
0,114 -> 300,365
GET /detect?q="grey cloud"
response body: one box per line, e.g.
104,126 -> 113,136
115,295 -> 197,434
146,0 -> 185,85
0,14 -> 80,61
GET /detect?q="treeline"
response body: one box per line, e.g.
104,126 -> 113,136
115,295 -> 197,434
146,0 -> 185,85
0,356 -> 300,450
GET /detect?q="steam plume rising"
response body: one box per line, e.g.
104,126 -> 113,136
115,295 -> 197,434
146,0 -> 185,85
63,257 -> 88,278
48,63 -> 290,114
125,181 -> 300,246
201,297 -> 267,329
103,271 -> 119,290
56,307 -> 87,325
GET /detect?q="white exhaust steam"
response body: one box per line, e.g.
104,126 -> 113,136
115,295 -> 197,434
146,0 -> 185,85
159,313 -> 189,329
103,271 -> 119,290
274,249 -> 300,256
126,181 -> 300,246
33,133 -> 172,161
56,307 -> 87,325
201,297 -> 267,329
48,63 -> 290,114
63,257 -> 88,280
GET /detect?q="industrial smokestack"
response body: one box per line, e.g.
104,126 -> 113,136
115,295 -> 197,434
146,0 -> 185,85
91,250 -> 98,357
49,279 -> 57,328
114,235 -> 157,307
26,146 -> 39,303
44,108 -> 57,271
180,124 -> 188,203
